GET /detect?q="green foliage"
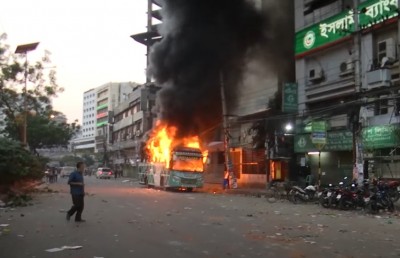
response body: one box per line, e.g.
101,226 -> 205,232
60,155 -> 82,167
0,137 -> 45,185
82,154 -> 95,167
0,33 -> 79,152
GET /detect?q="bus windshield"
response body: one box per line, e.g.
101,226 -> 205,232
171,156 -> 203,172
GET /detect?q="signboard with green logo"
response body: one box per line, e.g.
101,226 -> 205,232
362,124 -> 400,149
311,121 -> 327,147
295,131 -> 353,153
358,0 -> 398,29
295,10 -> 355,56
282,83 -> 298,113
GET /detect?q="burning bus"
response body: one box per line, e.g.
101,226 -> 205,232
139,123 -> 207,191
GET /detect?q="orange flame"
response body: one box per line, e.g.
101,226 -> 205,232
146,122 -> 208,169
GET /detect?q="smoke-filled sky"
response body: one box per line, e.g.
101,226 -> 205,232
149,0 -> 266,138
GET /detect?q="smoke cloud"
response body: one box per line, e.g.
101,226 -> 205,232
149,0 -> 266,138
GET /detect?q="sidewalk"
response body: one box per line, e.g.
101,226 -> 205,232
200,182 -> 267,197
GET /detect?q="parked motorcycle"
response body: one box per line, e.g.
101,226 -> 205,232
365,183 -> 394,214
288,185 -> 318,204
379,179 -> 399,202
318,184 -> 335,208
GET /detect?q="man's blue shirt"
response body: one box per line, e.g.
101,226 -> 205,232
68,170 -> 84,195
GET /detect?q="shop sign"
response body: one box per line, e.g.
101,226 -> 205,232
295,131 -> 353,153
311,121 -> 327,146
362,124 -> 400,149
295,10 -> 355,56
282,83 -> 298,113
358,0 -> 398,29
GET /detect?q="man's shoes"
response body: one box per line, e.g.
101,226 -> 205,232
75,219 -> 86,223
66,213 -> 71,221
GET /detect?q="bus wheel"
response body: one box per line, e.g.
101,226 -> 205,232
187,188 -> 193,192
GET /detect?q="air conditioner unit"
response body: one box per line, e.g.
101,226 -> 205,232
364,68 -> 392,90
377,38 -> 395,62
308,67 -> 324,82
339,59 -> 354,76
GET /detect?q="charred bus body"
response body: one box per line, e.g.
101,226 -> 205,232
139,147 -> 204,191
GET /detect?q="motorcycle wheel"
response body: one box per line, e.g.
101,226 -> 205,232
288,190 -> 299,204
388,189 -> 400,202
338,196 -> 354,210
365,200 -> 379,214
319,195 -> 330,208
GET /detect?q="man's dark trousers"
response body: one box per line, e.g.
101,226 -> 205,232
67,194 -> 84,221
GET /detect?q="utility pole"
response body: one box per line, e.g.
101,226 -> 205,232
14,42 -> 39,147
353,0 -> 364,184
220,72 -> 237,188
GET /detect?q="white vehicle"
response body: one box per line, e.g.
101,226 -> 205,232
96,167 -> 113,179
60,166 -> 75,178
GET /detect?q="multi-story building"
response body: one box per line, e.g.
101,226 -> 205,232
294,0 -> 400,184
223,0 -> 295,187
70,89 -> 96,152
109,83 -> 160,167
95,82 -> 139,156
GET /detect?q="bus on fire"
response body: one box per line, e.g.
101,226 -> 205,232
139,147 -> 204,191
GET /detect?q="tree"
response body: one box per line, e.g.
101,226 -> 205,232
0,33 -> 79,152
0,137 -> 46,186
4,113 -> 79,155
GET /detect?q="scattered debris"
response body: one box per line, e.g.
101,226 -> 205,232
184,207 -> 192,210
102,200 -> 108,203
45,246 -> 83,252
17,235 -> 24,237
304,240 -> 317,244
122,180 -> 131,183
0,224 -> 10,227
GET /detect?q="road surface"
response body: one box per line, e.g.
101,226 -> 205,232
1,176 -> 400,258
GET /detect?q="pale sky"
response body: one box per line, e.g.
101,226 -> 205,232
1,0 -> 148,123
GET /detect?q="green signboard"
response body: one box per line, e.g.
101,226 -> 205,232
282,83 -> 298,113
362,124 -> 400,149
97,121 -> 107,127
295,125 -> 400,153
358,0 -> 398,29
295,10 -> 355,56
311,121 -> 327,146
97,103 -> 108,110
295,130 -> 353,153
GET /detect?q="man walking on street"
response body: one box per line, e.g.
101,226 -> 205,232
66,161 -> 86,222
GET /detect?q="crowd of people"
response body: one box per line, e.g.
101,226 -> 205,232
45,167 -> 59,183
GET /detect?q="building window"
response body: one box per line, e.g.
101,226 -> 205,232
375,96 -> 389,115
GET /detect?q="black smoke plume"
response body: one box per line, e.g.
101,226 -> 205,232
149,0 -> 265,138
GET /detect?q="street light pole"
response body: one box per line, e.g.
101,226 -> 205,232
15,42 -> 39,147
220,71 -> 237,188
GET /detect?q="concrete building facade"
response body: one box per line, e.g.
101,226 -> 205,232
95,82 -> 139,154
294,0 -> 400,184
109,84 -> 160,167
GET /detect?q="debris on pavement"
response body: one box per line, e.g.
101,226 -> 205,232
122,180 -> 131,183
45,246 -> 83,252
0,224 -> 10,227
